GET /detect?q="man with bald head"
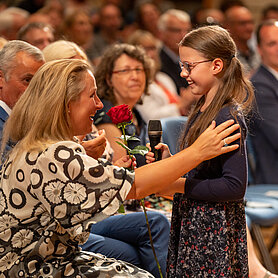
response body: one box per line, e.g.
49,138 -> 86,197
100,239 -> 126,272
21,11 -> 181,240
223,4 -> 260,76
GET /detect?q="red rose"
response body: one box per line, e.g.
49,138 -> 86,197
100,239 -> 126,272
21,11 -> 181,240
107,104 -> 133,125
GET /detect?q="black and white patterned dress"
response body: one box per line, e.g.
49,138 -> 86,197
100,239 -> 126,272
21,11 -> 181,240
0,141 -> 153,277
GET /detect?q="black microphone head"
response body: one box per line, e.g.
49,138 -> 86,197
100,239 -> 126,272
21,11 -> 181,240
148,120 -> 162,136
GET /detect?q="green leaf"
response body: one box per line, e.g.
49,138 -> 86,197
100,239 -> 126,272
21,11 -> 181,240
129,145 -> 149,156
115,141 -> 132,151
117,135 -> 140,141
118,204 -> 125,214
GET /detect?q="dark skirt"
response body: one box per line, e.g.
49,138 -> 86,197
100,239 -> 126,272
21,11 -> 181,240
166,194 -> 248,278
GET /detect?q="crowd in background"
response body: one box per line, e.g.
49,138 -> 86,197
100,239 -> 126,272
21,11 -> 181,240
1,0 -> 278,277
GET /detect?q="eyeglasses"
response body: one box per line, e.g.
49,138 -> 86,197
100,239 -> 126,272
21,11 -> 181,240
112,68 -> 145,76
179,59 -> 213,74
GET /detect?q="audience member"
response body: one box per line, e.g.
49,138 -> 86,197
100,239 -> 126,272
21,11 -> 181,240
262,4 -> 278,21
43,40 -> 171,278
0,40 -> 44,155
63,10 -> 95,60
128,30 -> 197,121
42,40 -> 88,61
25,11 -> 52,26
35,0 -> 65,33
17,22 -> 55,50
0,7 -> 29,40
135,1 -> 162,39
250,20 -> 278,184
43,40 -> 113,161
0,57 -> 152,277
87,3 -> 123,66
157,9 -> 191,95
192,7 -> 225,27
223,3 -> 260,76
0,56 -> 239,277
94,43 -> 152,163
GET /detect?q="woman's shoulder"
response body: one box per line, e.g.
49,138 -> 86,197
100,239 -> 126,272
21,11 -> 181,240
39,141 -> 87,159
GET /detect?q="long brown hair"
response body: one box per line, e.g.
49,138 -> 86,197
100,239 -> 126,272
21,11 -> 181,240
179,25 -> 254,149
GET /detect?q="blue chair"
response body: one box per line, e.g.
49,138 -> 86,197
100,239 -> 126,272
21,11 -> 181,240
160,116 -> 187,155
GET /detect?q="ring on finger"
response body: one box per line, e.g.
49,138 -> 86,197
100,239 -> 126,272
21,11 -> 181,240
223,139 -> 228,147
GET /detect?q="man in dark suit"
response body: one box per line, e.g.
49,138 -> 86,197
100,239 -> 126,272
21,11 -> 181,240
0,40 -> 44,155
157,9 -> 200,115
250,19 -> 278,184
158,9 -> 191,95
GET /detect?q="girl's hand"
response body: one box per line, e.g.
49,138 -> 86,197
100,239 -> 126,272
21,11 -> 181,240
114,155 -> 137,169
191,120 -> 241,161
145,143 -> 172,164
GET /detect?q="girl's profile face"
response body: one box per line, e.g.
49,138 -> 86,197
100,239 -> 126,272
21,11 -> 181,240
179,46 -> 220,109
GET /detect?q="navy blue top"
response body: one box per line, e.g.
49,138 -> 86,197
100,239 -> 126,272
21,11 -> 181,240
94,99 -> 148,167
184,106 -> 248,202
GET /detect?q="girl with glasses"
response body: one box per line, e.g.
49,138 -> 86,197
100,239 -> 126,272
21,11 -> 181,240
157,25 -> 254,277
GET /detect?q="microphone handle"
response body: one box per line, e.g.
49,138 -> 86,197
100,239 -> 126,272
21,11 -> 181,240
150,136 -> 162,161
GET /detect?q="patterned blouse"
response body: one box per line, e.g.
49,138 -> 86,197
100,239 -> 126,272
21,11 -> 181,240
0,141 -> 153,277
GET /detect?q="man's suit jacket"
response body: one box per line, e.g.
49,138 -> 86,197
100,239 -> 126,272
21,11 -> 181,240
159,46 -> 188,94
0,106 -> 12,156
250,65 -> 278,184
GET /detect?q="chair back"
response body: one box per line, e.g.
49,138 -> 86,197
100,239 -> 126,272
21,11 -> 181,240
160,116 -> 188,155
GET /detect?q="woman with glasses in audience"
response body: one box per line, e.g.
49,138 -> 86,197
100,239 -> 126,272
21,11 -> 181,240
94,43 -> 153,165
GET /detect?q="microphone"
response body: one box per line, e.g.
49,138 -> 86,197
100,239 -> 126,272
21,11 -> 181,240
148,120 -> 163,161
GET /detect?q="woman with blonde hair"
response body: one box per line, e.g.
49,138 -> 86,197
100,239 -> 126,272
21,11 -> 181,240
42,39 -> 88,61
0,58 -> 240,277
43,39 -> 112,161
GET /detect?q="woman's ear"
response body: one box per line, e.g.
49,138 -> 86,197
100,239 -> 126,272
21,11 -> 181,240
211,58 -> 224,75
106,74 -> 113,87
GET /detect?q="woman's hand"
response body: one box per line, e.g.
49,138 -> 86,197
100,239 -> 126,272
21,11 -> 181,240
145,143 -> 172,164
191,120 -> 241,162
80,130 -> 107,159
114,155 -> 137,169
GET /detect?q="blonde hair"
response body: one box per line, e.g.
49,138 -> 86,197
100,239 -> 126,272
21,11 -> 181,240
179,25 -> 254,148
2,59 -> 92,155
0,37 -> 8,50
43,40 -> 88,62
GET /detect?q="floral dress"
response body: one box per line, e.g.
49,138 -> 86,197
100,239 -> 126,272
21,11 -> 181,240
167,106 -> 249,278
0,141 -> 153,277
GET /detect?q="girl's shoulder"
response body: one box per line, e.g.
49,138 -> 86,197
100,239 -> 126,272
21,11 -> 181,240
216,105 -> 245,123
216,105 -> 247,137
